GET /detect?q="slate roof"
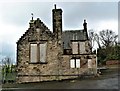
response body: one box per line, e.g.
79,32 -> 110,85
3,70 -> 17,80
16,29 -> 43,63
62,30 -> 88,49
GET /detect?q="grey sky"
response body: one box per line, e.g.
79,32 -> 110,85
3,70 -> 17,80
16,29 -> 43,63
0,1 -> 118,63
118,2 -> 120,43
0,2 -> 118,29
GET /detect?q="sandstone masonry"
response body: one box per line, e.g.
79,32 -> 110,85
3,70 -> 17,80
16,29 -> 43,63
16,5 -> 97,83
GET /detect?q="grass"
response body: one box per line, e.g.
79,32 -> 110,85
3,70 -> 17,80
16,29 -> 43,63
2,72 -> 16,84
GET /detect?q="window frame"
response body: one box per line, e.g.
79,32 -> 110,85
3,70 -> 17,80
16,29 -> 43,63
29,43 -> 38,64
72,42 -> 79,54
88,59 -> 92,68
29,41 -> 48,64
39,42 -> 47,64
71,40 -> 86,55
70,58 -> 80,68
79,42 -> 86,54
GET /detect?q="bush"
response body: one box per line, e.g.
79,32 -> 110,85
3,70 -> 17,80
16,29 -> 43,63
97,45 -> 120,65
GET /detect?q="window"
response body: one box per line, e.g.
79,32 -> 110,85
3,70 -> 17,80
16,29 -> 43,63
72,42 -> 78,54
30,42 -> 47,63
30,44 -> 38,63
76,59 -> 80,68
72,41 -> 86,54
88,59 -> 92,68
70,59 -> 75,68
70,58 -> 80,68
79,42 -> 85,54
39,42 -> 47,63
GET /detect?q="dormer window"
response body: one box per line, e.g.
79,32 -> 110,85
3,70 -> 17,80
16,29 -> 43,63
72,42 -> 79,54
72,41 -> 86,54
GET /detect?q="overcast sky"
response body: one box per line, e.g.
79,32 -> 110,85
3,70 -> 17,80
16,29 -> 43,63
0,0 -> 119,63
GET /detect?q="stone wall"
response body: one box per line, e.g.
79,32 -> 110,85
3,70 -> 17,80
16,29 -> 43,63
106,60 -> 120,65
17,7 -> 97,83
17,23 -> 96,83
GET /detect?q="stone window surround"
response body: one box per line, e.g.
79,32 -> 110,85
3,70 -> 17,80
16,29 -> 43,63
70,57 -> 81,68
71,40 -> 86,55
29,40 -> 48,64
63,40 -> 87,55
69,55 -> 95,68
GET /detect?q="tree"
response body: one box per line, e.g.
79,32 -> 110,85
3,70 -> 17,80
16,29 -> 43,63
2,57 -> 13,83
88,29 -> 96,50
98,30 -> 118,65
94,33 -> 102,49
88,29 -> 118,65
2,57 -> 13,72
88,29 -> 102,50
99,29 -> 118,48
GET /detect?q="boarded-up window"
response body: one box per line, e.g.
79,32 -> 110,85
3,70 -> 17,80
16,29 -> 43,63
79,42 -> 85,54
40,42 -> 47,63
88,59 -> 92,68
30,42 -> 47,63
72,41 -> 86,54
72,42 -> 78,54
70,59 -> 75,68
76,59 -> 80,68
30,44 -> 37,63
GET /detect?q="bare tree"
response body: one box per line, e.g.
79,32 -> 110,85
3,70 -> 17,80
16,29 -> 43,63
91,29 -> 118,49
2,57 -> 13,68
88,29 -> 95,50
99,30 -> 118,48
94,33 -> 102,49
88,29 -> 102,50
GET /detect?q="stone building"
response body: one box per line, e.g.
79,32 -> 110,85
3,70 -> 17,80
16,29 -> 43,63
16,5 -> 97,83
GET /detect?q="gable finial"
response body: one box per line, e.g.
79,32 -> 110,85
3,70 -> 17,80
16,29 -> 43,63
31,13 -> 33,20
54,4 -> 56,9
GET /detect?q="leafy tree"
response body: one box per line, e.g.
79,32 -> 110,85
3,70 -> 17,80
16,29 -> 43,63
2,57 -> 13,83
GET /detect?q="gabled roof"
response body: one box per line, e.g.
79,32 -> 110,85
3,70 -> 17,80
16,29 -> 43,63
17,18 -> 52,44
62,30 -> 88,49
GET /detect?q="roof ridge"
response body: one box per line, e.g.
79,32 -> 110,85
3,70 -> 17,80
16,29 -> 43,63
17,18 -> 52,43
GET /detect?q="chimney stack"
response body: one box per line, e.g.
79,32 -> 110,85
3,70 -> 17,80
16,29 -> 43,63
83,19 -> 87,30
83,19 -> 88,40
52,4 -> 63,39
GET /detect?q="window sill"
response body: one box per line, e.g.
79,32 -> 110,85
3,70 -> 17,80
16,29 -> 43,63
40,62 -> 48,64
63,54 -> 90,55
29,62 -> 48,64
